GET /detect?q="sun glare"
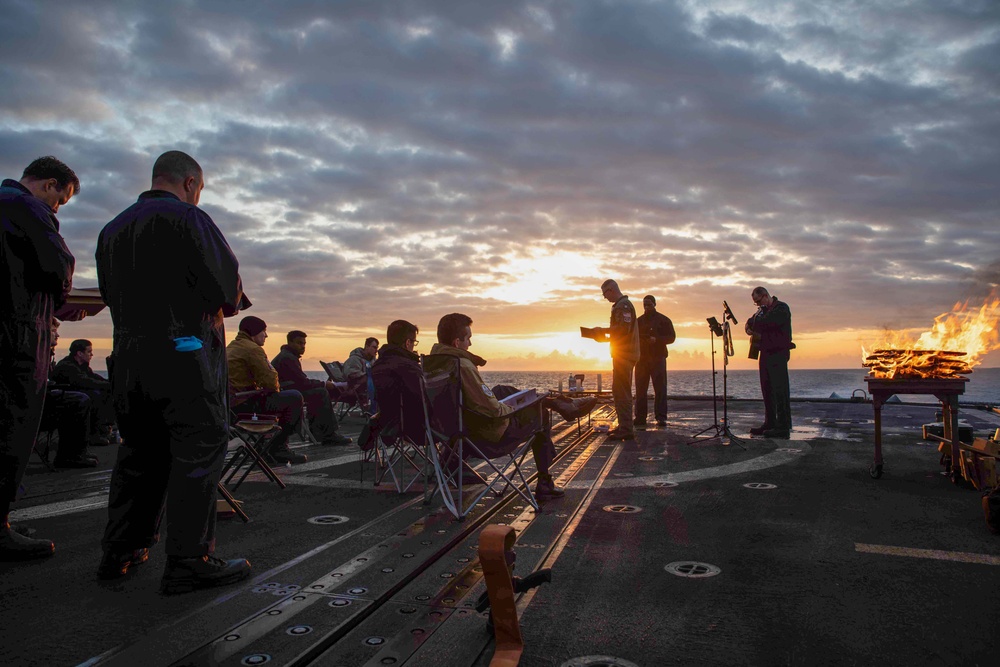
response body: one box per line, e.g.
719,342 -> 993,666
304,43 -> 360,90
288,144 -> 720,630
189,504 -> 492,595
476,249 -> 595,304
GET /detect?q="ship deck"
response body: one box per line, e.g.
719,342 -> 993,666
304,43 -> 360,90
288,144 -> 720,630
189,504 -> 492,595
5,397 -> 1000,667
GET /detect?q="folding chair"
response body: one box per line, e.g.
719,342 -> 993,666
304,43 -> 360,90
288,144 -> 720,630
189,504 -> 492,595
220,392 -> 287,493
371,400 -> 433,493
32,428 -> 57,472
421,355 -> 543,520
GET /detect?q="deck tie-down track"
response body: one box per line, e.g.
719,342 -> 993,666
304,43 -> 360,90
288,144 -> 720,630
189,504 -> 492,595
102,412 -> 619,667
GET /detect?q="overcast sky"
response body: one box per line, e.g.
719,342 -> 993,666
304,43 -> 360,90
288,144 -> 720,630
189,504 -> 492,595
3,0 -> 998,370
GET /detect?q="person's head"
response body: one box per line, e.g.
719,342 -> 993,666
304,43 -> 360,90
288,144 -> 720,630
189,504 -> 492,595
751,286 -> 771,307
151,150 -> 204,205
239,315 -> 268,346
437,313 -> 473,351
363,337 -> 379,360
286,330 -> 307,356
601,279 -> 623,303
50,318 -> 61,350
386,320 -> 419,352
643,295 -> 657,314
70,339 -> 94,365
19,156 -> 80,213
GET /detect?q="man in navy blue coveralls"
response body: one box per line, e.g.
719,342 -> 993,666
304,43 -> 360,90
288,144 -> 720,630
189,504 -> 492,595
96,151 -> 252,592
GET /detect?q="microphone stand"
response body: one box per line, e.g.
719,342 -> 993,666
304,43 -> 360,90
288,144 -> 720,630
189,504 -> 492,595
687,307 -> 747,449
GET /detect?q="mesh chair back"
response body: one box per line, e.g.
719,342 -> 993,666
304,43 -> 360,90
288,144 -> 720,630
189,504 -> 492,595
421,356 -> 464,440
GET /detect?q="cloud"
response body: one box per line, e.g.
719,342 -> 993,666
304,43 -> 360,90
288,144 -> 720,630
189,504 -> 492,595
3,0 -> 999,367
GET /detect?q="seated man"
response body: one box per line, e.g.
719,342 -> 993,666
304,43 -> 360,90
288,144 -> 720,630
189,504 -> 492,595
371,320 -> 425,446
51,338 -> 118,446
422,313 -> 597,500
42,321 -> 97,468
343,337 -> 379,413
271,330 -> 351,447
226,316 -> 307,465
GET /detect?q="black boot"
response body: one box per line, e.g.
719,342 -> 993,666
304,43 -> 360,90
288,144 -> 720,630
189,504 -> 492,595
160,554 -> 252,595
0,518 -> 55,561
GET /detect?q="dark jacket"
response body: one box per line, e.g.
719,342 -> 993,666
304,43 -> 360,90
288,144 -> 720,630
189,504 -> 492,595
1,179 -> 76,389
748,297 -> 793,355
272,345 -> 325,392
52,355 -> 111,391
637,310 -> 676,361
0,179 -> 75,324
371,343 -> 425,444
97,190 -> 244,404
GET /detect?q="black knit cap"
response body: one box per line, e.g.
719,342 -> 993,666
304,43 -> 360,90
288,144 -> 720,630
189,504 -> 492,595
239,315 -> 267,336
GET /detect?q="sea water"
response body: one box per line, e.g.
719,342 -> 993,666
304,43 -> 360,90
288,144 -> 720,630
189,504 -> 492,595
305,367 -> 1000,405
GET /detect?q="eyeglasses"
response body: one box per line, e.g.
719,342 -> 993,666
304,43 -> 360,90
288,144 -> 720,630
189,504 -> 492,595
409,339 -> 419,347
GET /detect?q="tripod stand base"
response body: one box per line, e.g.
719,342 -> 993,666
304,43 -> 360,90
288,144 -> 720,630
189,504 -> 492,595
686,423 -> 748,449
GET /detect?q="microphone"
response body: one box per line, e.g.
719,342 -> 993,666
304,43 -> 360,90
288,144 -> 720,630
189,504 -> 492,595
723,300 -> 738,324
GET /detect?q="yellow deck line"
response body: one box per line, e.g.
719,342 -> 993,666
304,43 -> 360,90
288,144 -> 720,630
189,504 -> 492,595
855,542 -> 1000,565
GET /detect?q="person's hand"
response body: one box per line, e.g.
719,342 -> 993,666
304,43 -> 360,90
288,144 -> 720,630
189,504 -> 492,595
57,307 -> 88,322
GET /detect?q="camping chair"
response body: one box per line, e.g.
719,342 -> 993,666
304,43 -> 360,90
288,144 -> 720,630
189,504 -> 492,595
32,427 -> 57,472
421,355 -> 543,520
370,398 -> 433,494
221,391 -> 286,493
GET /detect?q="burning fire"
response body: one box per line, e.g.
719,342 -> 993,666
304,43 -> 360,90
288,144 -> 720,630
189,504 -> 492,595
862,291 -> 1000,379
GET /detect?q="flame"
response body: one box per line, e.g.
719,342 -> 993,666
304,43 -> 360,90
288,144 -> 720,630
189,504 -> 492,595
862,290 -> 1000,379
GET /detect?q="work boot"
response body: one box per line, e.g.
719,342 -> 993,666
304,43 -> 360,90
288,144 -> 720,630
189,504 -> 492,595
97,548 -> 150,580
656,419 -> 667,427
749,423 -> 772,436
160,554 -> 252,595
762,428 -> 790,439
322,432 -> 353,447
534,477 -> 565,500
606,428 -> 635,441
0,520 -> 55,561
271,448 -> 308,465
545,396 -> 599,422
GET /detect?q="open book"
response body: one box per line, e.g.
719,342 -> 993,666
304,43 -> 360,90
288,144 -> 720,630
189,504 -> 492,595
499,388 -> 540,410
580,326 -> 609,342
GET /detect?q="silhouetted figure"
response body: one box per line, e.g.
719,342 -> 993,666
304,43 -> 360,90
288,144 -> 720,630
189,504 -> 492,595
593,280 -> 640,440
745,286 -> 794,439
635,295 -> 676,428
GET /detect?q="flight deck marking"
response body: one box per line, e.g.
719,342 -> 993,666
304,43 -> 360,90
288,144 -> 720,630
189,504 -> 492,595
566,441 -> 812,490
855,543 -> 1000,566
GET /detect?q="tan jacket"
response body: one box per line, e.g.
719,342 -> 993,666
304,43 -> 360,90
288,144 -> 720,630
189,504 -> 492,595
226,331 -> 279,393
424,343 -> 513,443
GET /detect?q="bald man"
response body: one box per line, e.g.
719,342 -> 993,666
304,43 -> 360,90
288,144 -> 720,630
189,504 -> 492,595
96,150 -> 251,592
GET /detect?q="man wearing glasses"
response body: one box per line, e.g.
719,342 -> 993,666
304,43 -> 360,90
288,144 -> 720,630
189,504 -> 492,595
371,320 -> 425,446
595,280 -> 640,441
745,286 -> 794,439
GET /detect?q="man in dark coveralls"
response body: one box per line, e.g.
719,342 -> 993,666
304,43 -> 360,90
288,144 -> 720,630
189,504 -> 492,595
96,151 -> 251,592
593,280 -> 640,441
1,156 -> 79,560
745,286 -> 794,439
634,295 -> 676,428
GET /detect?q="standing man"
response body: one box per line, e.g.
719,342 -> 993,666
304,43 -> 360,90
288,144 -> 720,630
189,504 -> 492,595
271,330 -> 351,447
1,156 -> 79,560
745,286 -> 794,439
96,150 -> 251,592
635,295 -> 676,428
595,280 -> 640,441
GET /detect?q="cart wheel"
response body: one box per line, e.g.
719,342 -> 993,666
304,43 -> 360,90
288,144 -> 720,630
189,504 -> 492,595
869,463 -> 883,479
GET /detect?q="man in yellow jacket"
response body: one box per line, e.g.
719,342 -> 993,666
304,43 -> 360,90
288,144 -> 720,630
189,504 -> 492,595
423,313 -> 596,500
226,316 -> 307,465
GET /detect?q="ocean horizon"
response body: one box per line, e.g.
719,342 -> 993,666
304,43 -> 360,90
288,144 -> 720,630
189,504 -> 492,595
305,366 -> 1000,405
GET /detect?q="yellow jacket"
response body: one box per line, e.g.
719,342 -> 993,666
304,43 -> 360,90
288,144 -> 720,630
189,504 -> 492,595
226,331 -> 279,393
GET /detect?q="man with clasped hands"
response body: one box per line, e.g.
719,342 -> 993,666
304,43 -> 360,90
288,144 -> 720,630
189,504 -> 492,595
745,286 -> 794,439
